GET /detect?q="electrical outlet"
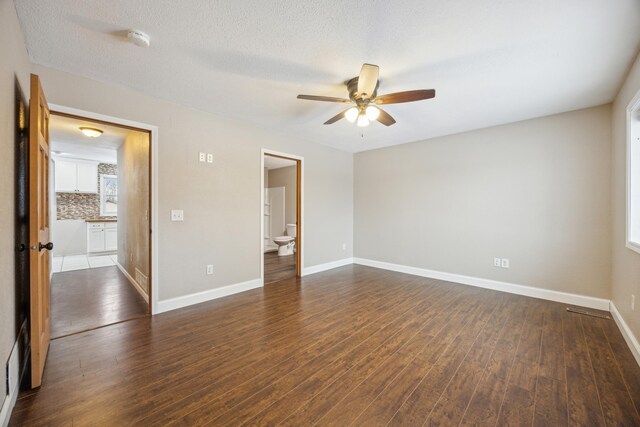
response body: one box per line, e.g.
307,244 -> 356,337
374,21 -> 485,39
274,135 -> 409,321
207,153 -> 214,163
342,243 -> 346,250
199,152 -> 206,162
632,294 -> 636,312
501,258 -> 510,269
206,265 -> 214,275
494,258 -> 501,267
171,210 -> 184,221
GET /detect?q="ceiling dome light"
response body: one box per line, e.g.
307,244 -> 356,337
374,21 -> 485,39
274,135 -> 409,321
79,127 -> 103,138
365,106 -> 380,121
345,107 -> 359,123
357,114 -> 370,127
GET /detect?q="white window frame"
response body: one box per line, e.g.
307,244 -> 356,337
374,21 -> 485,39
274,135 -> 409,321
99,174 -> 118,216
627,89 -> 640,254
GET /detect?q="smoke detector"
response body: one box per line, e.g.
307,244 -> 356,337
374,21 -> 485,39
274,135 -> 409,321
127,30 -> 150,47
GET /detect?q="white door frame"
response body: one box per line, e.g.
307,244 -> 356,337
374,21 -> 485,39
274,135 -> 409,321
49,104 -> 160,314
261,148 -> 304,283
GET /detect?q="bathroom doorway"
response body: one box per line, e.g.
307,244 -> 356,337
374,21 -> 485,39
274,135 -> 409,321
262,151 -> 302,284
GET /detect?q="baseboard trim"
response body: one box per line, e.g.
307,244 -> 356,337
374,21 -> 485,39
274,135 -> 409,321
0,339 -> 20,427
353,258 -> 610,311
116,262 -> 149,304
301,257 -> 354,277
610,301 -> 640,367
157,278 -> 263,314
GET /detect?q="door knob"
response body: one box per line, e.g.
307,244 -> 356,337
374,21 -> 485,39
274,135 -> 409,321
38,242 -> 54,251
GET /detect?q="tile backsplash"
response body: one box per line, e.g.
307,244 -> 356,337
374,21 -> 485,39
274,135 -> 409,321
56,163 -> 117,220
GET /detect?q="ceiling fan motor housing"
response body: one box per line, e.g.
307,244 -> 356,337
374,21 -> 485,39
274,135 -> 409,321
347,77 -> 379,103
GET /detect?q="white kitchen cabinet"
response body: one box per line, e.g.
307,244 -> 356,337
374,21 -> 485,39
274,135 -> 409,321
87,222 -> 117,253
76,162 -> 98,192
105,223 -> 118,251
55,159 -> 77,192
54,158 -> 98,193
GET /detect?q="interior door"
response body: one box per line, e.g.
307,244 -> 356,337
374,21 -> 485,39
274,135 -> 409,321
29,74 -> 52,388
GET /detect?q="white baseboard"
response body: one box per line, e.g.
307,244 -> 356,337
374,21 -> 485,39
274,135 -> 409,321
116,262 -> 149,304
0,339 -> 20,427
301,257 -> 354,277
157,278 -> 263,314
610,301 -> 640,367
353,258 -> 610,311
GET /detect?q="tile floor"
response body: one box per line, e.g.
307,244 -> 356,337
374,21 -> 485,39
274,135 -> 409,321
52,254 -> 118,272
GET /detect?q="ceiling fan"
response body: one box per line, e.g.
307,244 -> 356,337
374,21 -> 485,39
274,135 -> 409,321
297,63 -> 435,127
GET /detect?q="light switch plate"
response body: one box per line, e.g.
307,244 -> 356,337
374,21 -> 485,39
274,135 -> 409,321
171,210 -> 184,221
207,153 -> 214,163
501,258 -> 510,268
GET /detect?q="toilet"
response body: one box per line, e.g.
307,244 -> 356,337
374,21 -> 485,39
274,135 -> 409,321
273,224 -> 296,256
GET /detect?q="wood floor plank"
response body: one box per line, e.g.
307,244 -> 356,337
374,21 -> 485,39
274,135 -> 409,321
42,271 -> 424,425
281,285 -> 486,427
50,265 -> 148,338
208,286 -> 460,426
532,303 -> 568,426
247,286 -> 473,426
10,266 -> 640,427
493,299 -> 545,426
562,308 -> 606,427
153,278 -> 452,425
458,298 -> 531,426
601,316 -> 640,415
423,294 -> 524,426
263,251 -> 295,284
383,291 -> 506,426
581,316 -> 640,426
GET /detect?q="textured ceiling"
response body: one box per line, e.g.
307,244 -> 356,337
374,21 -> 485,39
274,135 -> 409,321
15,0 -> 640,152
264,156 -> 296,170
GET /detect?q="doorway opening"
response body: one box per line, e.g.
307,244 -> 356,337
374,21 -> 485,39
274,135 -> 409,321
48,111 -> 152,338
262,151 -> 302,284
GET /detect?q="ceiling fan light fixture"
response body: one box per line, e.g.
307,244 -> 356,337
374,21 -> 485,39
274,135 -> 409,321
357,114 -> 370,127
345,107 -> 359,123
365,106 -> 380,121
79,127 -> 103,138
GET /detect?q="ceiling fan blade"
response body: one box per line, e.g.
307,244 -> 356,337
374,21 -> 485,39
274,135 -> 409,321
323,109 -> 349,125
376,107 -> 396,126
297,94 -> 352,103
357,63 -> 379,98
374,89 -> 435,105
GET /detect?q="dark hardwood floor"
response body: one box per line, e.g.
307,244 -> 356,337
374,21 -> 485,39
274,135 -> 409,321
50,265 -> 149,339
11,265 -> 640,426
264,251 -> 295,284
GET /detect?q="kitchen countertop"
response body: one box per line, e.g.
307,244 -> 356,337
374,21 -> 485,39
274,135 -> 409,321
85,219 -> 117,223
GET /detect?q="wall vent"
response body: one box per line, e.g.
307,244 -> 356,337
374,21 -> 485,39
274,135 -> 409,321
6,339 -> 19,398
135,268 -> 148,293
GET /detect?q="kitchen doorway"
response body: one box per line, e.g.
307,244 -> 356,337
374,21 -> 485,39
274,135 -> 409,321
48,111 -> 152,338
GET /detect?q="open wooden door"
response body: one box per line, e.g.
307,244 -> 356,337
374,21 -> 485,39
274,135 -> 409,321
28,74 -> 52,388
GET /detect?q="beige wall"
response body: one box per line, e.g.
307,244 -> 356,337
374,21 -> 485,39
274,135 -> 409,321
268,165 -> 297,228
355,105 -> 612,299
611,53 -> 640,340
117,130 -> 150,296
0,0 -> 31,406
33,65 -> 354,301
